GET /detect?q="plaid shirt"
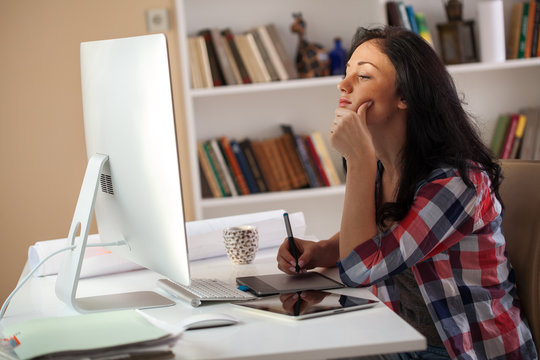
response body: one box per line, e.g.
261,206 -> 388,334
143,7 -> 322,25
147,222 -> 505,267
338,165 -> 537,359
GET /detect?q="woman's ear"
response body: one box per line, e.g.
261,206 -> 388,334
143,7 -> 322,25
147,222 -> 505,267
398,97 -> 408,110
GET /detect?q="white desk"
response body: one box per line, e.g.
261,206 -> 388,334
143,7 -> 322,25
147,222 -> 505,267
2,248 -> 426,359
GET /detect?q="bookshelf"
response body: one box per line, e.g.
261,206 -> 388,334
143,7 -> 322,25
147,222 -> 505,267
173,0 -> 540,239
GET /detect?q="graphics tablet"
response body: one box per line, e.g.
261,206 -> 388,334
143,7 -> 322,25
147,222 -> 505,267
236,272 -> 344,296
233,290 -> 378,320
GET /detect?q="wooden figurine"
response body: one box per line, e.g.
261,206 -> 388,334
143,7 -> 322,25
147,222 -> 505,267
290,13 -> 330,78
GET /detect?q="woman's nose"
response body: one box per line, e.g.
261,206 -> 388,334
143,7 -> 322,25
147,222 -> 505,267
337,77 -> 352,93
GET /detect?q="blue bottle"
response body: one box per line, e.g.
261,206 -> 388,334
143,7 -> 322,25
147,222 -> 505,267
329,37 -> 347,76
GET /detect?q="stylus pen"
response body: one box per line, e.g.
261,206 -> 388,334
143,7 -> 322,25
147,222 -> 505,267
283,212 -> 300,273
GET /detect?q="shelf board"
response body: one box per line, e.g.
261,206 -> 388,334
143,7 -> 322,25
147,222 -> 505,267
189,58 -> 540,98
448,57 -> 540,74
201,185 -> 346,209
189,76 -> 342,98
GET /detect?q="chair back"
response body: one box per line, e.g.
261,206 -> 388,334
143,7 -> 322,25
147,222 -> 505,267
500,159 -> 540,353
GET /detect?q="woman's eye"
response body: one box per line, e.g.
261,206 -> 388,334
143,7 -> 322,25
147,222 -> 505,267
358,75 -> 370,80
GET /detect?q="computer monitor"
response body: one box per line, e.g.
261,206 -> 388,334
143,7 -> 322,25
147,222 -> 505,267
55,34 -> 191,313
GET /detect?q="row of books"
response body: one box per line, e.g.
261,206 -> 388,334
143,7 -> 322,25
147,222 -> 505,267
198,127 -> 343,198
188,24 -> 297,89
385,1 -> 434,46
508,1 -> 540,59
489,107 -> 540,160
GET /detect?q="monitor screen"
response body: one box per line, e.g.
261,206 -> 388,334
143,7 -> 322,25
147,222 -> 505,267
55,34 -> 191,312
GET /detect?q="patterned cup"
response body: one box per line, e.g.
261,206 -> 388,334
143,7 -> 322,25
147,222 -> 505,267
222,225 -> 259,264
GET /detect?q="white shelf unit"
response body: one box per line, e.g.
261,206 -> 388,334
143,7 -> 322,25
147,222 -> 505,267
174,0 -> 540,239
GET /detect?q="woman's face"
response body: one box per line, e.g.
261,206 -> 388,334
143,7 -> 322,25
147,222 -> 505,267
337,40 -> 406,123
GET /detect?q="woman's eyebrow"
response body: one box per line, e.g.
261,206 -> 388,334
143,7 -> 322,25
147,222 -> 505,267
356,61 -> 379,69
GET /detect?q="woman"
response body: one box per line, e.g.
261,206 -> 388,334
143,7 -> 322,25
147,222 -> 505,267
276,26 -> 537,359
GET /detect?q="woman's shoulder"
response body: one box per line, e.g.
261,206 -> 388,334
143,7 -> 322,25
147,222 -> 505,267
416,162 -> 490,195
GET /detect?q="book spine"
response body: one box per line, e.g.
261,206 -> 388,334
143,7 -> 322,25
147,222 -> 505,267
280,124 -> 318,188
265,138 -> 292,190
265,24 -> 297,79
508,2 -> 525,59
525,1 -> 537,58
244,32 -> 272,82
311,132 -> 341,186
234,34 -> 262,83
251,140 -> 280,192
209,28 -> 238,85
489,114 -> 511,157
240,139 -> 268,192
257,25 -> 289,81
197,141 -> 222,197
305,135 -> 331,187
220,35 -> 243,84
276,136 -> 300,188
249,29 -> 279,81
231,139 -> 259,193
406,5 -> 419,34
386,1 -> 401,27
187,37 -> 204,89
196,36 -> 214,88
531,0 -> 540,57
519,107 -> 540,160
219,137 -> 250,195
518,2 -> 530,58
210,139 -> 238,196
510,114 -> 528,158
280,133 -> 308,188
204,141 -> 231,196
398,2 -> 412,30
221,28 -> 252,84
199,29 -> 224,86
500,114 -> 520,159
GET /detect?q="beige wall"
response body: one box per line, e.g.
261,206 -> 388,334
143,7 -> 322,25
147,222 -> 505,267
0,1 -> 193,303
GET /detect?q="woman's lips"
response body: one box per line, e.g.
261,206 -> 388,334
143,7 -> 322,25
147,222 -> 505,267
339,98 -> 352,107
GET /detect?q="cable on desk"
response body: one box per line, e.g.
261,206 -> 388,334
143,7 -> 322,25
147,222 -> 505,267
0,240 -> 126,320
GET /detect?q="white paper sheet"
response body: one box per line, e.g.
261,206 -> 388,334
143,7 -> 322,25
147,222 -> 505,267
28,210 -> 306,278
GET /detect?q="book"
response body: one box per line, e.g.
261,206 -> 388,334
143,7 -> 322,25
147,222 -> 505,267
240,139 -> 268,192
278,132 -> 309,189
398,2 -> 412,31
500,114 -> 520,159
510,114 -> 528,158
519,107 -> 540,160
249,28 -> 280,81
204,140 -> 231,196
525,1 -> 537,58
508,2 -> 525,59
310,132 -> 341,186
276,135 -> 301,188
245,32 -> 272,82
230,139 -> 259,193
264,137 -> 292,191
219,137 -> 251,195
198,161 -> 214,198
210,138 -> 238,196
386,1 -> 402,27
221,28 -> 252,84
265,23 -> 297,79
415,12 -> 434,47
221,35 -> 244,84
406,5 -> 419,34
281,124 -> 320,188
234,33 -> 265,83
209,28 -> 238,85
251,139 -> 280,192
489,114 -> 511,157
197,141 -> 222,197
304,135 -> 331,187
518,2 -> 530,58
187,36 -> 204,89
256,25 -> 289,81
531,0 -> 540,57
199,29 -> 225,86
196,35 -> 214,88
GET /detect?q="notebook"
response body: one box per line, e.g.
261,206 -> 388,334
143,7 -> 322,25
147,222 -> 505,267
236,271 -> 344,296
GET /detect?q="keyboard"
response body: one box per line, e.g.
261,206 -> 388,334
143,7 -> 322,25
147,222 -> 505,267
157,278 -> 256,307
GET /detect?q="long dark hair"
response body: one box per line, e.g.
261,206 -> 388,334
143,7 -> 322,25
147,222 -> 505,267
347,26 -> 502,227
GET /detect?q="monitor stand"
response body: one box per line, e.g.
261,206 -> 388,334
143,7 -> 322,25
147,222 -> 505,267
55,153 -> 175,313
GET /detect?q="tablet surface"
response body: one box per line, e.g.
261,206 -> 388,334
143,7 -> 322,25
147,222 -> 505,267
233,290 -> 378,320
236,272 -> 344,296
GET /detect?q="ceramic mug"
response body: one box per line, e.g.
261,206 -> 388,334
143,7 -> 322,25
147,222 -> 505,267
222,225 -> 259,264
